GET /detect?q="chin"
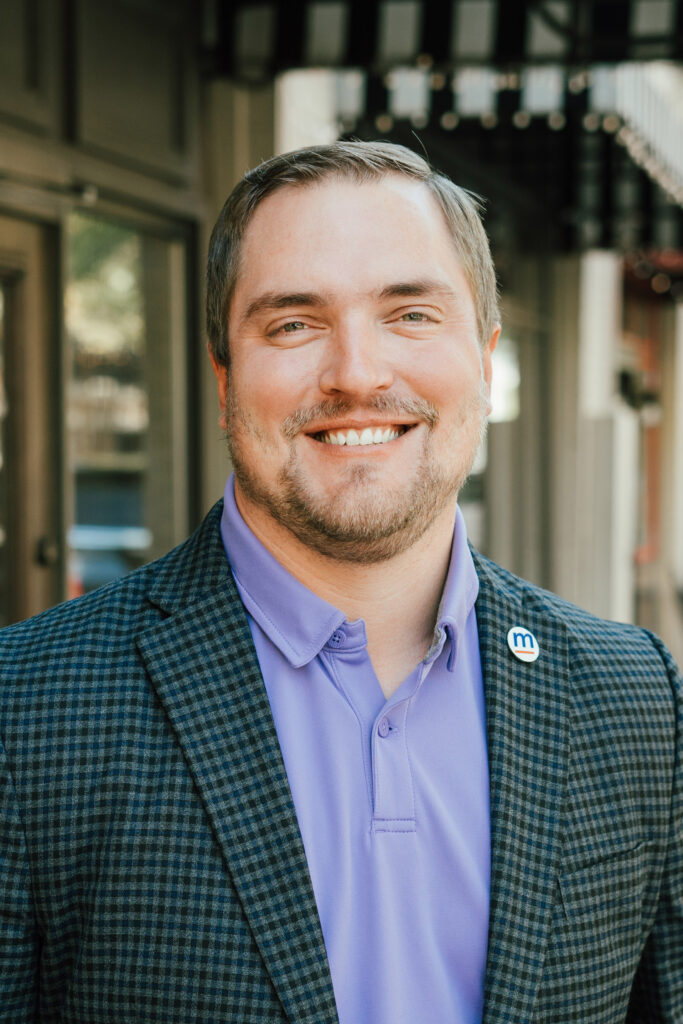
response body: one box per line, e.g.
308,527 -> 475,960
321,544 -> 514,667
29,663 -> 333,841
272,461 -> 466,563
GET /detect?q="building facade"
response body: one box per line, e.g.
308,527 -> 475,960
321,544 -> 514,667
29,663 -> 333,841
1,0 -> 682,662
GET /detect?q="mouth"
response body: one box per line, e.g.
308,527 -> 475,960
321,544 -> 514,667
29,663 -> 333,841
310,424 -> 412,447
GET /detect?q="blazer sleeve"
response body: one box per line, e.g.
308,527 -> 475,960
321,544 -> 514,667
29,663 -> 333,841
627,635 -> 683,1022
0,734 -> 39,1021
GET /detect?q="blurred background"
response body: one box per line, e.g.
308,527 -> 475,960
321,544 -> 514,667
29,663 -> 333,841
0,0 -> 681,662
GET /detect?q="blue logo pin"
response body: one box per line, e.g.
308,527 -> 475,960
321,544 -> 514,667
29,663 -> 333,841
507,626 -> 540,663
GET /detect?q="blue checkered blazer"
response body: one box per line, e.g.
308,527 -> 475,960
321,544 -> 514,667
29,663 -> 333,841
1,503 -> 681,1022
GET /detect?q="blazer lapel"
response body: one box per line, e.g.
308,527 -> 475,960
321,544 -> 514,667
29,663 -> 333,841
473,554 -> 571,1024
136,523 -> 338,1024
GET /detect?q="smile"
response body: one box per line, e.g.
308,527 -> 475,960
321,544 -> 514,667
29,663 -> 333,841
313,425 -> 410,446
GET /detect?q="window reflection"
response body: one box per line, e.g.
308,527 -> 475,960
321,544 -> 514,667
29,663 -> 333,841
65,215 -> 151,596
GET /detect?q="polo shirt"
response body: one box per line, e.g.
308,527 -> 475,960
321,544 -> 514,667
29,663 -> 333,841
221,476 -> 490,1024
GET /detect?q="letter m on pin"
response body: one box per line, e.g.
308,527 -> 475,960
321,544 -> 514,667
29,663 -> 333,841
507,625 -> 540,662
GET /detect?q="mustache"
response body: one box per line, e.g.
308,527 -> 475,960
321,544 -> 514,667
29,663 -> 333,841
281,394 -> 440,439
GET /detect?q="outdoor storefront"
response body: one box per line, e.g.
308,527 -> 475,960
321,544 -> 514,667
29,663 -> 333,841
1,0 -> 682,661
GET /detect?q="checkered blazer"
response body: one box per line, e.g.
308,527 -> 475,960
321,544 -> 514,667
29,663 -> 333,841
1,502 -> 681,1023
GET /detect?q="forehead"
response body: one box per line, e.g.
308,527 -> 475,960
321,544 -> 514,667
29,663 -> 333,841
231,175 -> 470,307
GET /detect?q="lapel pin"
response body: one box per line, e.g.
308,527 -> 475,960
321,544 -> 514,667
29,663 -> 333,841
507,626 -> 540,663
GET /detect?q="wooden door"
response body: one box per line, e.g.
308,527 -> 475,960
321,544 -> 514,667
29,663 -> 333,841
0,215 -> 60,625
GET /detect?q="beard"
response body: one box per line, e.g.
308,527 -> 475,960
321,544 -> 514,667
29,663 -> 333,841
225,388 -> 489,565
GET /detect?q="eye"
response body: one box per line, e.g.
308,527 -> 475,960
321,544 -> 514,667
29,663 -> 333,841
389,307 -> 441,334
267,319 -> 309,339
400,311 -> 429,322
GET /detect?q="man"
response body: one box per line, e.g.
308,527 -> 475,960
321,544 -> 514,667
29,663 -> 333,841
0,142 -> 681,1023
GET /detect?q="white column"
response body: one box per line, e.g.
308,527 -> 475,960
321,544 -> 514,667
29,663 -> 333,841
577,251 -> 621,419
548,251 -> 639,622
575,251 -> 640,621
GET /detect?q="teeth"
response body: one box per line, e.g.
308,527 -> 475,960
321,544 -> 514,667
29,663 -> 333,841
318,426 -> 404,446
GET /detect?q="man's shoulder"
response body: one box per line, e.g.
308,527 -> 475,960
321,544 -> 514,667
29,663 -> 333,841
0,501 -> 228,678
472,547 -> 681,692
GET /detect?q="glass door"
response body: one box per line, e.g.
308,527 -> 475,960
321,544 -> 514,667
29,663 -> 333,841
64,213 -> 189,596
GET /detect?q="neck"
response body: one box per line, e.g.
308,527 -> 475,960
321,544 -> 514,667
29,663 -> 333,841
234,485 -> 457,698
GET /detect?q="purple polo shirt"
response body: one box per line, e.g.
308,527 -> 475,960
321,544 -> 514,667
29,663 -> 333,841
220,476 -> 490,1024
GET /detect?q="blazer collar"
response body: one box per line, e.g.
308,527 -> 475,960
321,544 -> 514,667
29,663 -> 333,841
137,503 -> 339,1024
473,551 -> 571,1024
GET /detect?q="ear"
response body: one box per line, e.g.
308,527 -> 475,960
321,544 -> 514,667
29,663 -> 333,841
209,347 -> 229,428
482,324 -> 500,416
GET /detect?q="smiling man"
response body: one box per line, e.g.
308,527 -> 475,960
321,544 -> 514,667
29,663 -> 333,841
1,142 -> 681,1024
216,174 -> 492,574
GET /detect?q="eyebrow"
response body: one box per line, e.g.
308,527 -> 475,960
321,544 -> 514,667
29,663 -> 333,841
241,292 -> 329,323
377,279 -> 459,300
240,279 -> 459,323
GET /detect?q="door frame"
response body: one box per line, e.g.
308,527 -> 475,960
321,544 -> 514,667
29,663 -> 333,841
0,214 -> 62,622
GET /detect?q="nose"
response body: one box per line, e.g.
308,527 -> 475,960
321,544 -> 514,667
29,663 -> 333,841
318,319 -> 394,397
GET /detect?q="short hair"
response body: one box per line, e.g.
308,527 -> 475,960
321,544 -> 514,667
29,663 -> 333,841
206,140 -> 500,366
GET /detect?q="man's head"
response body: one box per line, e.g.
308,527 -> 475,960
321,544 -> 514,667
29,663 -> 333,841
208,141 -> 501,563
206,141 -> 499,367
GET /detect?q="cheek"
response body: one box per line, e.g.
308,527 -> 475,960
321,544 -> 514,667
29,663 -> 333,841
413,350 -> 482,405
236,348 -> 317,404
420,358 -> 488,438
229,396 -> 280,452
227,367 -> 300,455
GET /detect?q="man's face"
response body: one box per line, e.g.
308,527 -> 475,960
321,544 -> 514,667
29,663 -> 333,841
214,175 -> 498,562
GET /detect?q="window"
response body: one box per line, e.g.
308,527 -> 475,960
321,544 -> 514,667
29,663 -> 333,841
64,213 -> 188,595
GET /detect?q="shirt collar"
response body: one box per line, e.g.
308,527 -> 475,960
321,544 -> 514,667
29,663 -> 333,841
220,474 -> 479,673
430,503 -> 480,671
220,476 -> 345,667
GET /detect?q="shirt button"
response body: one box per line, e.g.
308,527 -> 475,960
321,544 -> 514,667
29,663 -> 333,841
378,717 -> 391,738
328,630 -> 346,648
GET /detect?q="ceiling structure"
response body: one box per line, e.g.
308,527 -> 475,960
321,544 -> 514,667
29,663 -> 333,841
204,1 -> 683,291
206,1 -> 683,79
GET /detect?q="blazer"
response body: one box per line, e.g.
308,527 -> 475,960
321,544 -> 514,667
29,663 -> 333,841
1,502 -> 681,1023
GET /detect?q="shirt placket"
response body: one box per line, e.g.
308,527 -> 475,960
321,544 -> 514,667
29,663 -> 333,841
323,622 -> 451,835
371,627 -> 448,834
370,689 -> 417,833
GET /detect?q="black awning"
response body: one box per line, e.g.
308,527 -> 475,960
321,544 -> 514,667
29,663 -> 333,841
205,0 -> 683,82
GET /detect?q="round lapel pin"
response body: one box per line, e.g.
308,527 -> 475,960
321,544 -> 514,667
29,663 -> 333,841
507,626 -> 540,662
